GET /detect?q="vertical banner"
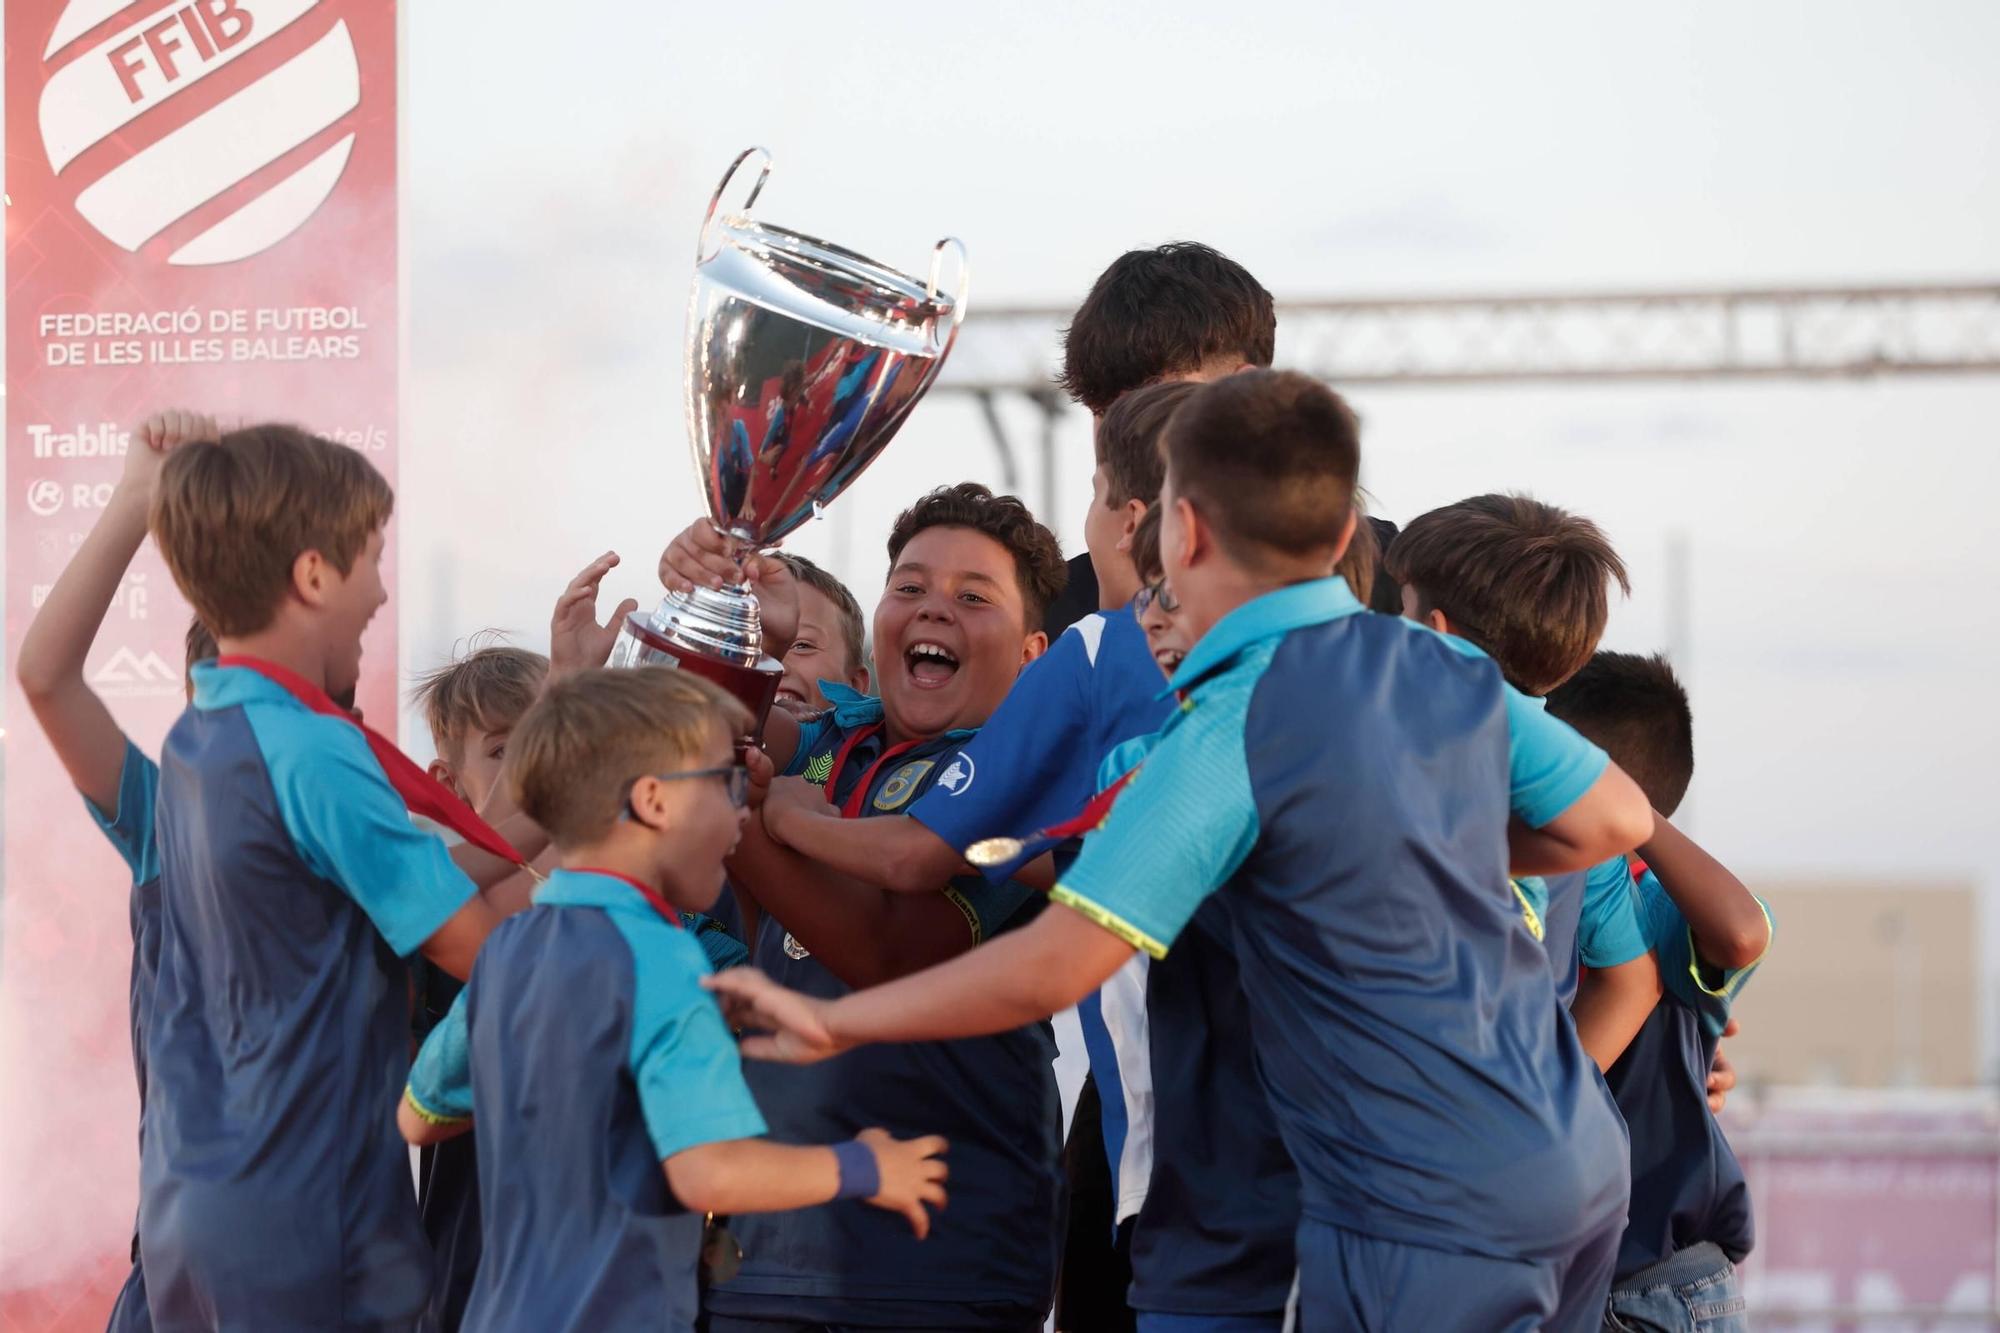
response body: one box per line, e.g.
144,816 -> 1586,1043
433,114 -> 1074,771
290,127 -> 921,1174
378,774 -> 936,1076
1,3 -> 398,1325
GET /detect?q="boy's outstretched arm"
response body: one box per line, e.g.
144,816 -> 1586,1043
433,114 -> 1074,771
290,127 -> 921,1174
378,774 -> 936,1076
762,780 -> 967,893
18,409 -> 213,811
725,817 -> 993,989
1570,953 -> 1663,1070
1509,763 -> 1654,875
664,1128 -> 948,1238
709,904 -> 1137,1063
1643,815 -> 1770,973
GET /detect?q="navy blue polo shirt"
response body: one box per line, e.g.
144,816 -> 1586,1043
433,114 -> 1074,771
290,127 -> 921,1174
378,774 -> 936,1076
705,686 -> 1063,1329
1607,868 -> 1772,1278
908,606 -> 1174,881
85,741 -> 163,1333
143,663 -> 479,1331
1055,577 -> 1630,1264
406,869 -> 768,1331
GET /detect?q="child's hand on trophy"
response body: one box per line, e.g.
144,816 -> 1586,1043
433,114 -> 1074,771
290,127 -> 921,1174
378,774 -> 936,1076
657,519 -> 781,594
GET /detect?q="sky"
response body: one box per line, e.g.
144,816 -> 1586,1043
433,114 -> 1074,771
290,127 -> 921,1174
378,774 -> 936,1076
399,0 -> 2000,896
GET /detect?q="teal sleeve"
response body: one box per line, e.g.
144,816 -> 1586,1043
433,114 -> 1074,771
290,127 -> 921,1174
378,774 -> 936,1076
406,988 -> 474,1125
1054,678 -> 1260,959
1578,855 -> 1650,968
687,912 -> 750,970
1503,687 -> 1608,828
619,920 -> 768,1159
1639,870 -> 1773,1037
83,740 -> 160,884
252,708 -> 478,957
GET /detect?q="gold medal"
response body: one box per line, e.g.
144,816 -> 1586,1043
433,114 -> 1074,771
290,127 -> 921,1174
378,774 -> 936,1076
964,836 -> 1024,868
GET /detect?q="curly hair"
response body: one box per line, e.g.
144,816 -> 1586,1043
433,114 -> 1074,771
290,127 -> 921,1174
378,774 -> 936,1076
886,483 -> 1067,630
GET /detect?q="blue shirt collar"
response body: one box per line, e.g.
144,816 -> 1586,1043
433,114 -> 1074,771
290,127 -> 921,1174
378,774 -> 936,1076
534,867 -> 664,914
1165,576 -> 1365,695
189,659 -> 309,712
816,680 -> 886,729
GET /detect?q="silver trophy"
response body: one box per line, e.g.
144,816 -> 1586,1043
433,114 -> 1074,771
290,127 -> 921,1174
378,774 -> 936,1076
611,146 -> 968,730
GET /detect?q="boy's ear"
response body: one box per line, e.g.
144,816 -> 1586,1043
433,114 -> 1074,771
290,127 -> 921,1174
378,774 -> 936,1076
291,548 -> 330,608
1113,497 -> 1148,554
850,664 -> 871,696
1172,495 -> 1205,572
1018,630 -> 1050,667
427,758 -> 464,801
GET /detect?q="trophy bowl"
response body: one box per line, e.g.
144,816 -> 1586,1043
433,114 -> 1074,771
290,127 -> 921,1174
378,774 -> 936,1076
612,147 -> 968,733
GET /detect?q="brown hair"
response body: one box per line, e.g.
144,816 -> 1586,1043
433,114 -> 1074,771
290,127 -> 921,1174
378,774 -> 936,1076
507,667 -> 749,848
1130,503 -> 1164,585
885,483 -> 1068,631
1335,495 -> 1378,604
183,617 -> 217,675
1094,379 -> 1196,508
1547,652 -> 1694,814
1059,243 -> 1276,415
150,424 -> 393,637
1161,370 -> 1359,568
1385,494 -> 1629,696
412,643 -> 550,764
775,553 -> 866,672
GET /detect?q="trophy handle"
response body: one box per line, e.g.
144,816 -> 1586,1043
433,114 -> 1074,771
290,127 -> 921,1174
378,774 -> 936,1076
698,146 -> 774,265
927,236 -> 971,357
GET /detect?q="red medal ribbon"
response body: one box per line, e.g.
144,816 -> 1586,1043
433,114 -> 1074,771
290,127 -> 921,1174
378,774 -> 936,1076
824,722 -> 928,821
569,866 -> 684,929
1041,767 -> 1139,842
214,655 -> 525,866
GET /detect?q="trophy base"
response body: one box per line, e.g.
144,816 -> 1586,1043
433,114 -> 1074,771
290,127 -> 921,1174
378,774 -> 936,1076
614,611 -> 783,739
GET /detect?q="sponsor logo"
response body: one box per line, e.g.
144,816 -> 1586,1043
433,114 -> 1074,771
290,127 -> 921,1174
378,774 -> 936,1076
935,755 -> 975,796
39,0 -> 361,265
91,645 -> 181,698
27,480 -> 65,517
27,422 -> 130,459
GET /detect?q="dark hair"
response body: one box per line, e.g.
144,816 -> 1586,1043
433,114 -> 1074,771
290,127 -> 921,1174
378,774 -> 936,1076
776,552 -> 867,671
1129,503 -> 1164,585
1095,379 -> 1196,508
886,482 -> 1067,631
152,424 -> 393,636
1335,496 -> 1378,604
1059,243 -> 1276,415
1546,652 -> 1693,815
1161,370 -> 1359,567
1385,494 -> 1629,696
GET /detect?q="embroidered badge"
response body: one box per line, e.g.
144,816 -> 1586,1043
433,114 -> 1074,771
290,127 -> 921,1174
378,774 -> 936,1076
783,932 -> 811,960
872,759 -> 935,812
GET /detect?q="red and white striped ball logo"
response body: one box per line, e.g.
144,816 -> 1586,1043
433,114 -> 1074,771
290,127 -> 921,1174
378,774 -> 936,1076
37,0 -> 361,266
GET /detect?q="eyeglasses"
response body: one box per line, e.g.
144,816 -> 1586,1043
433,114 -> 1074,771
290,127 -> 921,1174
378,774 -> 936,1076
1133,578 -> 1180,617
623,764 -> 752,819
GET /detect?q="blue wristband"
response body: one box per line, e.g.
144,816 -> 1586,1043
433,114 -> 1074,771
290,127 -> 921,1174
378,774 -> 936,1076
831,1139 -> 881,1200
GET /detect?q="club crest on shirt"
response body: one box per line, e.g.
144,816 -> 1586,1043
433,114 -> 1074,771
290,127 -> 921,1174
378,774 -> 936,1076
935,755 -> 975,796
783,932 -> 811,960
873,760 -> 935,811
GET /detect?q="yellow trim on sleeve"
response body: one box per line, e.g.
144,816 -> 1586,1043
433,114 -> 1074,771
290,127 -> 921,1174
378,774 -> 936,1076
1510,880 -> 1545,942
941,886 -> 984,946
403,1085 -> 471,1128
1050,884 -> 1169,960
1686,899 -> 1774,999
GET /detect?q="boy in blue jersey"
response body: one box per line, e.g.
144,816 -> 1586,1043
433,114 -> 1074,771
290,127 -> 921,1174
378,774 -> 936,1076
656,482 -> 1069,1332
142,424 -> 517,1331
17,409 -> 218,1333
710,371 -> 1657,1333
1547,653 -> 1771,1330
399,667 -> 948,1332
1387,493 -> 1662,1071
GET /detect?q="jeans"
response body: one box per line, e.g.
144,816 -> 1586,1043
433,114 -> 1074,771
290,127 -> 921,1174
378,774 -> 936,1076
1604,1242 -> 1748,1332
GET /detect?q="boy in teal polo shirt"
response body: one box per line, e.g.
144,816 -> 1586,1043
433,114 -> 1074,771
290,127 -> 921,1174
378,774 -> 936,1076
710,371 -> 1656,1332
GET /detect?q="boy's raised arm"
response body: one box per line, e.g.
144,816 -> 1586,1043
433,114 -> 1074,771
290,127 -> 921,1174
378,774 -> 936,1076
18,409 -> 213,811
1641,814 -> 1771,974
1509,763 -> 1654,875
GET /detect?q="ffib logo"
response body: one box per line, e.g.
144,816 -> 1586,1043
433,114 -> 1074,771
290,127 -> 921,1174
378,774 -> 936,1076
37,0 -> 360,265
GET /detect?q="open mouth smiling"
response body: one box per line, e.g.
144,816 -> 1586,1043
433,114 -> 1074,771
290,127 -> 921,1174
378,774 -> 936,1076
904,640 -> 961,689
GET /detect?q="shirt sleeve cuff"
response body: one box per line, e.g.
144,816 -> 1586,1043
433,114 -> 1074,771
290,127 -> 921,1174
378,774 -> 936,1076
404,1083 -> 472,1127
1050,884 -> 1169,960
